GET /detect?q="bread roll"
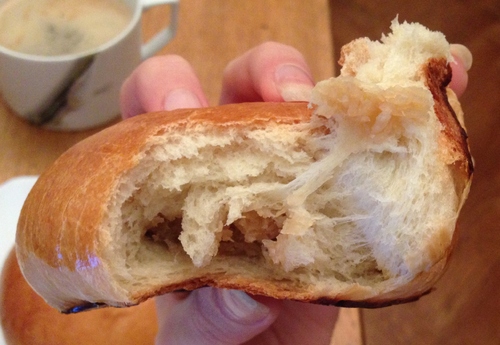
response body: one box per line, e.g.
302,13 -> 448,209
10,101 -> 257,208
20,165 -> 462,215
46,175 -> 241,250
15,19 -> 472,313
0,248 -> 157,345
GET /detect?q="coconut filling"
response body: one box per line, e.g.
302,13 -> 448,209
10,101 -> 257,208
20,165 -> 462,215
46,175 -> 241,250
144,211 -> 283,260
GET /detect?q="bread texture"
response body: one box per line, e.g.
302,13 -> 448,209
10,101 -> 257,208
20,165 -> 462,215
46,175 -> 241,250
0,248 -> 157,345
15,19 -> 472,313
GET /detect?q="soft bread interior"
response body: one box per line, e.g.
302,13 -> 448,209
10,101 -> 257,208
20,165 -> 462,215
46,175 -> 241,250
102,20 -> 461,298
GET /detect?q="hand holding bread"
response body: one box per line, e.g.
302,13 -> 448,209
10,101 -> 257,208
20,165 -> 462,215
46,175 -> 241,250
16,19 -> 473,312
4,19 -> 473,345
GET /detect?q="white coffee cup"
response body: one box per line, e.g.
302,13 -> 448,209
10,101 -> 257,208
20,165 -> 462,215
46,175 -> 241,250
0,0 -> 179,131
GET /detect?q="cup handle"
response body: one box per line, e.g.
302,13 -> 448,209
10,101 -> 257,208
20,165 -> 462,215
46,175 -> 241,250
140,0 -> 179,59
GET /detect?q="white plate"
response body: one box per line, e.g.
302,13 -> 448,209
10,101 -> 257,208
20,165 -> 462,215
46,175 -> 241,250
0,176 -> 38,344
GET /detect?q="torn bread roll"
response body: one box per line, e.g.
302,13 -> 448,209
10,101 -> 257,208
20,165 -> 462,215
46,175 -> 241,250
15,20 -> 472,313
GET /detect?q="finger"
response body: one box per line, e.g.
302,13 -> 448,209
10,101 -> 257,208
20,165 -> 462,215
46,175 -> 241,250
245,300 -> 339,345
154,288 -> 281,345
220,41 -> 315,104
449,44 -> 472,98
120,55 -> 209,119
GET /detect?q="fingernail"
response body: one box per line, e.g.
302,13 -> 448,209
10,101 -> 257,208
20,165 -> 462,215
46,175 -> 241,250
164,88 -> 202,111
220,289 -> 270,321
450,44 -> 473,71
275,64 -> 314,101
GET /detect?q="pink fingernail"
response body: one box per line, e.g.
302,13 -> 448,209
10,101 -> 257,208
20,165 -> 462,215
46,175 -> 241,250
164,88 -> 202,110
275,64 -> 314,101
450,44 -> 473,71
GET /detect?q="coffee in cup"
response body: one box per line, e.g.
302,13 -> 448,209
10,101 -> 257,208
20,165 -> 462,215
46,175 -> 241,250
0,0 -> 178,131
0,0 -> 133,56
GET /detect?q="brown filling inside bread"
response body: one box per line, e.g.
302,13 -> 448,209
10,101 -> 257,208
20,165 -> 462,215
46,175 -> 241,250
145,211 -> 282,258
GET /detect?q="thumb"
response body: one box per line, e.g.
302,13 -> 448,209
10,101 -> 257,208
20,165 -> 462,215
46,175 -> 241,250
155,288 -> 281,345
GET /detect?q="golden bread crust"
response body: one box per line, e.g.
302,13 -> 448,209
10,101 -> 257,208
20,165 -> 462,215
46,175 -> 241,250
0,249 -> 157,345
424,58 -> 473,177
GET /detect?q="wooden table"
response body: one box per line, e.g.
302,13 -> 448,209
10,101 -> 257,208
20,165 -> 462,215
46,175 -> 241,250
0,1 -> 362,344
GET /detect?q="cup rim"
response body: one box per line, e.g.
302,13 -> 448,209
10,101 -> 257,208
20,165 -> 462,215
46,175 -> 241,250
0,0 -> 142,62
